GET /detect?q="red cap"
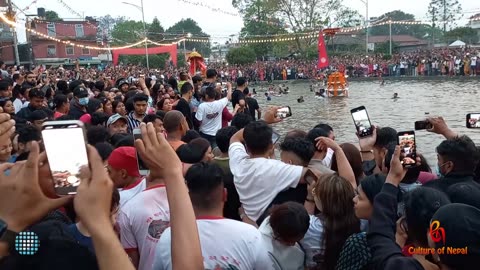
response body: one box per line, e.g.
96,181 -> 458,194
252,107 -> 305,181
107,146 -> 141,178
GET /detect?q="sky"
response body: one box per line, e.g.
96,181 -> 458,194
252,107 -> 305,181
11,0 -> 480,44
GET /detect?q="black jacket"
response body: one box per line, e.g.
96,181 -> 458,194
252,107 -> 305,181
68,102 -> 86,120
367,184 -> 423,270
423,173 -> 479,195
16,105 -> 53,121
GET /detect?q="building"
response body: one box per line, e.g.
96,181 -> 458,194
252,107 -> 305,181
331,33 -> 428,52
0,1 -> 15,64
467,14 -> 480,41
29,19 -> 101,65
367,35 -> 428,51
0,22 -> 15,64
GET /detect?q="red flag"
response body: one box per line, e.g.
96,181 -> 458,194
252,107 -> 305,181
317,31 -> 329,69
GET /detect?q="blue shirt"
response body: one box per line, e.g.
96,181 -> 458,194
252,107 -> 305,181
68,224 -> 94,253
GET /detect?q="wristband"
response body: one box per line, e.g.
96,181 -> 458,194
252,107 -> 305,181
360,150 -> 373,154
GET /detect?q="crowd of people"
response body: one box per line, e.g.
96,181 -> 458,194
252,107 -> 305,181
208,47 -> 480,80
0,62 -> 480,270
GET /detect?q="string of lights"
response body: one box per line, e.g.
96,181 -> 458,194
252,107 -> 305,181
176,0 -> 240,17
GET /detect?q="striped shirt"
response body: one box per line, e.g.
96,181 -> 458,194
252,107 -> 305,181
127,111 -> 143,133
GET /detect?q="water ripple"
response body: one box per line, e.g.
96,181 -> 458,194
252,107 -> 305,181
255,80 -> 480,164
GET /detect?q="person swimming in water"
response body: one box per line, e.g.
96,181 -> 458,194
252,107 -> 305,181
392,93 -> 399,99
297,96 -> 304,103
265,92 -> 271,101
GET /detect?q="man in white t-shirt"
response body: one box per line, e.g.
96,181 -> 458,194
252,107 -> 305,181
107,146 -> 146,207
229,121 -> 311,223
471,55 -> 477,76
153,162 -> 272,270
118,179 -> 170,270
195,83 -> 232,147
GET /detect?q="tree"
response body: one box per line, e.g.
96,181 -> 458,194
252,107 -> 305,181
226,46 -> 256,65
427,0 -> 462,34
235,0 -> 288,58
96,15 -> 126,45
444,27 -> 479,44
233,0 -> 362,54
148,17 -> 164,41
374,41 -> 399,54
45,10 -> 62,21
369,10 -> 430,39
111,20 -> 145,45
166,18 -> 211,57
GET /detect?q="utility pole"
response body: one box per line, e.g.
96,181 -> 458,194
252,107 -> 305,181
366,0 -> 369,54
140,0 -> 149,70
443,0 -> 446,34
7,0 -> 20,65
360,0 -> 369,54
389,19 -> 392,55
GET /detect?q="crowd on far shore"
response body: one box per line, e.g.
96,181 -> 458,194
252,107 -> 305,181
209,47 -> 480,81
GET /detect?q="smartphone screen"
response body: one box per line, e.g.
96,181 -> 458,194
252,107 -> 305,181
466,113 -> 480,128
397,131 -> 417,167
133,130 -> 149,175
414,120 -> 433,130
42,121 -> 88,195
276,106 -> 292,119
351,106 -> 373,137
272,130 -> 280,144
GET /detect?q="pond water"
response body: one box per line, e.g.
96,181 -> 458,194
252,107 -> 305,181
254,79 -> 480,164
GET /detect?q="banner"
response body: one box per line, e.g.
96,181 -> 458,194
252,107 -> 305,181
317,31 -> 329,69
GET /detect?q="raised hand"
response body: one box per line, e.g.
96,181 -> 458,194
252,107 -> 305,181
0,142 -> 71,232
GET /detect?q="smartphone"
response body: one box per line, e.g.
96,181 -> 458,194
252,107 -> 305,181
414,120 -> 433,130
276,106 -> 292,119
272,130 -> 281,144
42,121 -> 89,195
133,128 -> 149,175
466,113 -> 480,128
397,131 -> 417,168
351,106 -> 373,137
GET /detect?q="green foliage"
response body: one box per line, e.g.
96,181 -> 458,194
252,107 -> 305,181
45,10 -> 62,21
444,27 -> 479,44
374,41 -> 399,54
166,18 -> 211,57
369,10 -> 430,39
233,0 -> 362,54
177,53 -> 186,68
148,17 -> 164,41
112,18 -> 210,66
111,20 -> 145,45
97,15 -> 126,44
118,54 -> 169,69
226,46 -> 256,65
427,0 -> 462,33
303,44 -> 318,60
382,54 -> 393,60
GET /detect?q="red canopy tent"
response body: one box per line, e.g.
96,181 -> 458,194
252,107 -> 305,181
112,44 -> 178,66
